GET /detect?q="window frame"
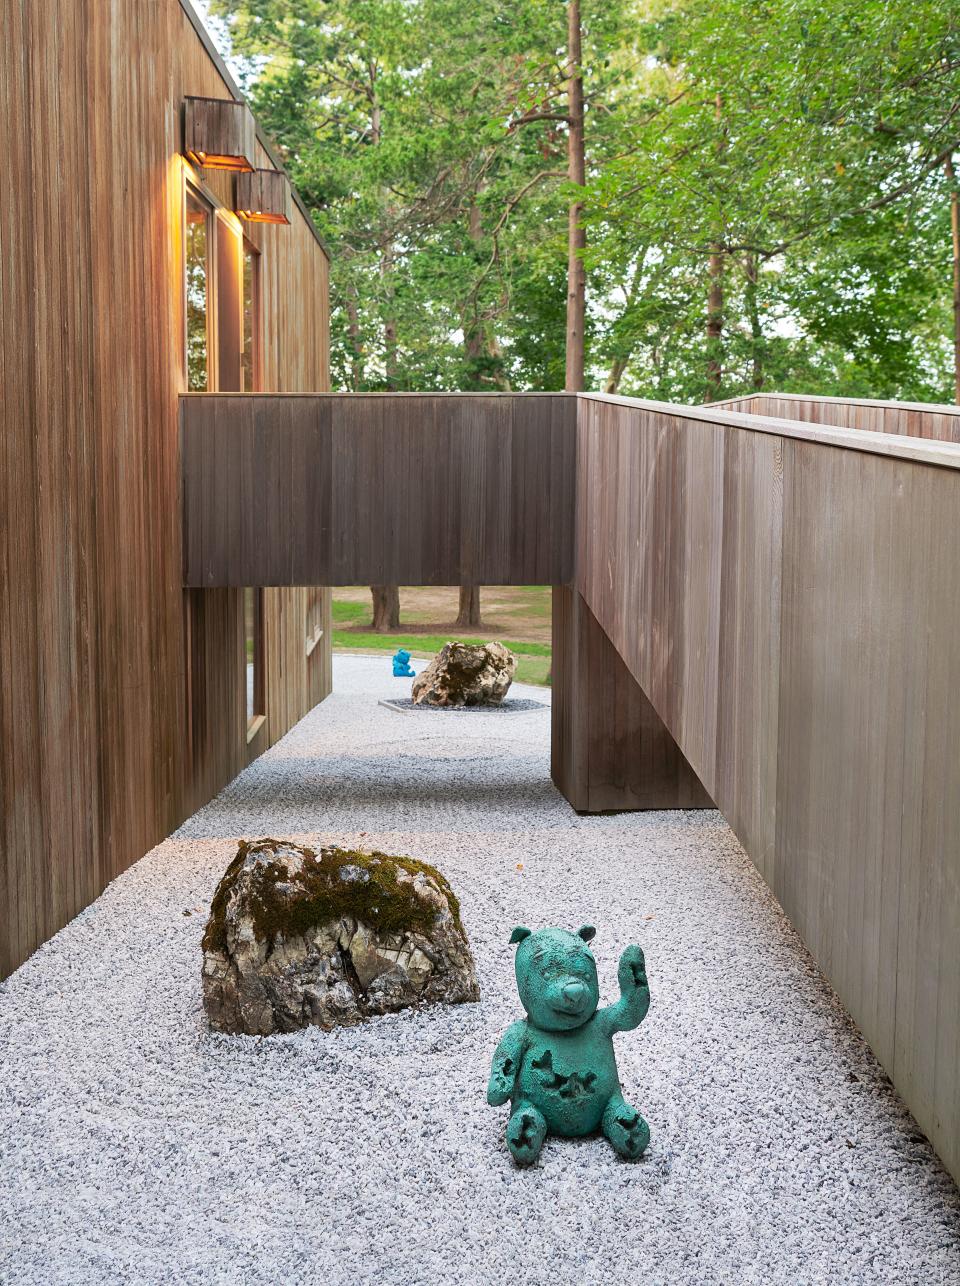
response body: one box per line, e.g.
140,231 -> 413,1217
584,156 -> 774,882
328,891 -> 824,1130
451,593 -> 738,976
245,585 -> 266,742
183,180 -> 217,392
241,237 -> 262,393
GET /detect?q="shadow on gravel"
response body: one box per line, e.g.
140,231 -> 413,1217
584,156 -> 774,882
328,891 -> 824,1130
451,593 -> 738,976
177,755 -> 567,837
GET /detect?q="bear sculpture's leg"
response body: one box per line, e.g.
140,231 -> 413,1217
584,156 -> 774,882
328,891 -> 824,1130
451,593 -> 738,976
602,1091 -> 650,1160
506,1100 -> 547,1166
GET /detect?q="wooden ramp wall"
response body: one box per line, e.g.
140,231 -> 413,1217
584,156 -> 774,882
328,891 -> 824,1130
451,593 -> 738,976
714,392 -> 960,443
575,393 -> 960,1185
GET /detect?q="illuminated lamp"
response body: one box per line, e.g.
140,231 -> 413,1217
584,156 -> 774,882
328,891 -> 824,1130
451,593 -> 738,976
183,96 -> 256,172
235,169 -> 293,225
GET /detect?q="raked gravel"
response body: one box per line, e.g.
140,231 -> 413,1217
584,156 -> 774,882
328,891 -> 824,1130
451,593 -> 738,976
1,655 -> 958,1286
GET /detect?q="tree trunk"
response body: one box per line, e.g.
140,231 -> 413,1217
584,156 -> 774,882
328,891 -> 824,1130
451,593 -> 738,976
565,0 -> 586,392
370,585 -> 400,632
456,585 -> 482,628
705,93 -> 725,402
743,253 -> 764,391
604,356 -> 629,395
948,156 -> 960,403
346,284 -> 363,392
705,247 -> 724,400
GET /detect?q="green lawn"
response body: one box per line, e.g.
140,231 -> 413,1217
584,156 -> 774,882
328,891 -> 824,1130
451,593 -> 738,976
331,600 -> 552,686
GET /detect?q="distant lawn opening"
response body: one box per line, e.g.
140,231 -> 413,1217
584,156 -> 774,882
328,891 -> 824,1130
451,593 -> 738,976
331,586 -> 552,686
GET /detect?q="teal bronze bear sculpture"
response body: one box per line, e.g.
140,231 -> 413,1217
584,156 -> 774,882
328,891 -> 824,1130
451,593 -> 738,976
487,925 -> 651,1165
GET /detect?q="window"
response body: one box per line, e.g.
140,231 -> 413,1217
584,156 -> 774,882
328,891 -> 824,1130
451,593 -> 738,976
305,587 -> 324,657
185,189 -> 211,391
242,241 -> 260,392
245,587 -> 265,735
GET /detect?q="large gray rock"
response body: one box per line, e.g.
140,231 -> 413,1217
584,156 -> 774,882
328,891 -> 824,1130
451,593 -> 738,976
411,640 -> 517,707
202,840 -> 479,1035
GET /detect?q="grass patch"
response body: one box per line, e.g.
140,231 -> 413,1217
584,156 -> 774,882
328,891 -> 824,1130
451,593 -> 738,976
332,600 -> 369,624
331,630 -> 551,686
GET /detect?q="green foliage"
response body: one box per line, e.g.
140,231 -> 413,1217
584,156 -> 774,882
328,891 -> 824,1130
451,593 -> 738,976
210,0 -> 960,401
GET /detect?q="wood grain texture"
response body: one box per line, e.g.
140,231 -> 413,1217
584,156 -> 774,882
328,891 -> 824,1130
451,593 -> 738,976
183,95 -> 256,171
181,394 -> 576,586
551,587 -> 712,811
0,0 -> 331,980
235,169 -> 293,224
714,392 -> 960,443
574,394 -> 960,1184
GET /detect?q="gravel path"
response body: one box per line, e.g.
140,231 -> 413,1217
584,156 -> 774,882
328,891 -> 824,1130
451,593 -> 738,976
2,655 -> 958,1286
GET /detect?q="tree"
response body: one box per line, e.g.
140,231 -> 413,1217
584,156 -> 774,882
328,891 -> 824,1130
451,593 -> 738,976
212,0 -> 960,413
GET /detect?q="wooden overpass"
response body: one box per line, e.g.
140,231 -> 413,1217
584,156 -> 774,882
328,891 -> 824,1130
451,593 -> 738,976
182,389 -> 960,1183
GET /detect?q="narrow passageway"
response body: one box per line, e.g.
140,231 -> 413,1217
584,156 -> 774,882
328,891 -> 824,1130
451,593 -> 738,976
1,655 -> 958,1284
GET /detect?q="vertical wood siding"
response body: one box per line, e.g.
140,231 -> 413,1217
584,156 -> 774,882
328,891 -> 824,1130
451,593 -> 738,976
714,392 -> 960,443
180,394 -> 576,586
0,0 -> 330,980
574,395 -> 960,1184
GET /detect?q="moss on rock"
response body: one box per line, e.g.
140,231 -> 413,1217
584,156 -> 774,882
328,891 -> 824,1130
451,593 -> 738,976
203,839 -> 463,955
201,839 -> 478,1035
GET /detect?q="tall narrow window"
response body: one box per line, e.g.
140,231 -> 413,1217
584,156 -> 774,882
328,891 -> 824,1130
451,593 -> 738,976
305,587 -> 324,657
185,190 -> 211,390
241,242 -> 261,391
245,587 -> 265,733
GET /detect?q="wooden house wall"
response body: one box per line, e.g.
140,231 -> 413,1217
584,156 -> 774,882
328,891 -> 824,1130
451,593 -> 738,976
0,0 -> 331,979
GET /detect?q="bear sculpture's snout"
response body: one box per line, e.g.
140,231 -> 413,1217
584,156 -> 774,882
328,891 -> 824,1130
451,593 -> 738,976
556,979 -> 590,1014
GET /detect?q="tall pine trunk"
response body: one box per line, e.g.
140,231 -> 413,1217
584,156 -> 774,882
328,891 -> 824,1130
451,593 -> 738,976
369,81 -> 399,612
948,156 -> 960,402
705,93 -> 725,402
743,253 -> 764,391
565,0 -> 586,392
705,248 -> 724,400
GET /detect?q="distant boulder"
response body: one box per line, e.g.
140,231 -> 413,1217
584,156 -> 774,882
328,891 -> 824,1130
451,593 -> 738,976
411,641 -> 517,707
202,839 -> 479,1035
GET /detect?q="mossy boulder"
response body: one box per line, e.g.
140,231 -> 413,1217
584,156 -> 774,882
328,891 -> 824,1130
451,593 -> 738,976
201,840 -> 479,1035
411,641 -> 517,707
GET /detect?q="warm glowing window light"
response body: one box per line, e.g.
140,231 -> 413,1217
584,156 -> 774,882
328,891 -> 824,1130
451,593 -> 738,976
183,96 -> 256,173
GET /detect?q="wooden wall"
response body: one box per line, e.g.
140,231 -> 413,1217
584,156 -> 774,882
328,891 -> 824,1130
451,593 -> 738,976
180,394 -> 575,586
715,392 -> 960,442
551,586 -> 712,812
0,0 -> 331,979
575,393 -> 960,1184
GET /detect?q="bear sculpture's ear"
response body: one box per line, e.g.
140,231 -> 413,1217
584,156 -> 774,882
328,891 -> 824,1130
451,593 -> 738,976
509,926 -> 532,944
577,925 -> 596,942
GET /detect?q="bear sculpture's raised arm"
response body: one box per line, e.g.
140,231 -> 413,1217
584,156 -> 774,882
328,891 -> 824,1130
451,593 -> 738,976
595,944 -> 650,1036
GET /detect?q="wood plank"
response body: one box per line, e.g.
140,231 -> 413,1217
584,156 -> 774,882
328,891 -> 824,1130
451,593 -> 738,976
574,393 -> 960,1185
1,0 -> 332,981
182,394 -> 578,587
551,587 -> 712,811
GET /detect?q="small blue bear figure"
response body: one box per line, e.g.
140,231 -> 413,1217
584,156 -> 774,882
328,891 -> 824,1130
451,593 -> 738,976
487,925 -> 650,1165
392,648 -> 416,678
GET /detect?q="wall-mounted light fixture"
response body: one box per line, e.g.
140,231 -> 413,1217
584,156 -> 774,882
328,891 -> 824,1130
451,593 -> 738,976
235,170 -> 293,225
183,96 -> 256,172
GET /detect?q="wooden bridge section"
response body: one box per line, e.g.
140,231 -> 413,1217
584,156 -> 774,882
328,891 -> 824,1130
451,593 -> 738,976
181,390 -> 960,1183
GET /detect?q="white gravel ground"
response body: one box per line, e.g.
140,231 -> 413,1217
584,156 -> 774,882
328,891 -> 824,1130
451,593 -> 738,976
1,654 -> 959,1286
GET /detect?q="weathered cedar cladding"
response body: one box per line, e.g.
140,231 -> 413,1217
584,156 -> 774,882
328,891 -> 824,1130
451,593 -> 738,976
184,94 -> 257,171
236,169 -> 293,225
0,0 -> 330,985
